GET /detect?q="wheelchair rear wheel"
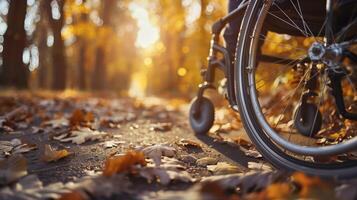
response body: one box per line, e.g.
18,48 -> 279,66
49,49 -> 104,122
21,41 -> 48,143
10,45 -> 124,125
235,0 -> 357,179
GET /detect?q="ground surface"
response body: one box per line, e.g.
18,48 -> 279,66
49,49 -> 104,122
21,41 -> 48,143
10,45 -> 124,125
0,93 -> 356,200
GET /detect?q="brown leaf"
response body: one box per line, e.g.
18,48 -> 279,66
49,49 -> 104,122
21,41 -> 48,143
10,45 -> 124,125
0,154 -> 27,185
69,109 -> 95,127
196,157 -> 218,167
232,137 -> 252,149
207,162 -> 241,175
103,151 -> 146,176
40,144 -> 71,162
177,139 -> 202,149
248,162 -> 273,171
57,128 -> 109,144
149,122 -> 172,132
59,191 -> 86,200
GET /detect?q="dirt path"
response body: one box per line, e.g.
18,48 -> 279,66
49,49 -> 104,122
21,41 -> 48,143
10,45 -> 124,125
0,94 -> 355,200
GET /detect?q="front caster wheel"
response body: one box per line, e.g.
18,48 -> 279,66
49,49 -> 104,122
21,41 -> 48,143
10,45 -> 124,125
293,103 -> 322,137
189,97 -> 215,134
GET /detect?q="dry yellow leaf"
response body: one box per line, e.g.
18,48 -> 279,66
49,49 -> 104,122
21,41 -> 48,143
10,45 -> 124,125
41,144 -> 71,162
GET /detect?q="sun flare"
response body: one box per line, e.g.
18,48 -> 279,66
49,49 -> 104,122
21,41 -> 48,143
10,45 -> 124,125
129,3 -> 159,49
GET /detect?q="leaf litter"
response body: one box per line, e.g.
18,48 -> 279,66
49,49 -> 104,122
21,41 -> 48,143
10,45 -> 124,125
54,127 -> 109,145
0,95 -> 356,200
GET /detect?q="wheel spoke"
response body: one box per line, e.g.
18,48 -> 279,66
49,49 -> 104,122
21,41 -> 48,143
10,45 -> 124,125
309,70 -> 327,137
268,68 -> 311,126
289,0 -> 316,40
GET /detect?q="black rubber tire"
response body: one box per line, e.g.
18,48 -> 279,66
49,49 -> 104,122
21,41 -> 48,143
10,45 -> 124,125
293,103 -> 322,137
234,0 -> 357,179
189,97 -> 215,134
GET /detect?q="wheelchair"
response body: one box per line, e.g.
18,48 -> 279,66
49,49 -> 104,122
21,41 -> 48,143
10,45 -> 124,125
189,0 -> 357,178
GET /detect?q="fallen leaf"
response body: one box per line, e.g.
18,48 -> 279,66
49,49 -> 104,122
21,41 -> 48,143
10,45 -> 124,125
0,174 -> 71,200
0,154 -> 27,185
139,157 -> 194,185
207,162 -> 241,175
59,191 -> 86,200
180,155 -> 197,164
196,157 -> 218,167
103,140 -> 124,148
44,117 -> 69,128
139,167 -> 193,185
41,144 -> 72,162
31,126 -> 45,134
69,109 -> 95,127
248,162 -> 273,171
57,128 -> 109,144
12,143 -> 37,154
0,141 -> 14,158
149,122 -> 172,132
292,172 -> 323,197
0,139 -> 37,157
266,183 -> 292,199
201,171 -> 287,195
10,138 -> 22,146
241,148 -> 263,159
335,184 -> 357,200
103,151 -> 146,176
142,144 -> 176,166
177,139 -> 202,149
101,114 -> 137,128
232,137 -> 252,149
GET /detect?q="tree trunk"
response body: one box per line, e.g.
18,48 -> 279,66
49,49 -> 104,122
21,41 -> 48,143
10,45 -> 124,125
45,0 -> 67,90
1,0 -> 28,88
91,0 -> 115,91
78,41 -> 87,90
77,0 -> 88,90
37,0 -> 50,89
38,25 -> 49,89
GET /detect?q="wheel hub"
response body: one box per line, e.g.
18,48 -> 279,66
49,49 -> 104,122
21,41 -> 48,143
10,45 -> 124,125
308,42 -> 325,61
308,42 -> 343,68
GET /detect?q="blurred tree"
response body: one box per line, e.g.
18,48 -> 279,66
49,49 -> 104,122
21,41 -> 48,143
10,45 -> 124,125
147,0 -> 186,94
91,0 -> 116,90
45,0 -> 67,90
36,0 -> 51,89
106,0 -> 138,92
77,0 -> 89,90
1,0 -> 28,88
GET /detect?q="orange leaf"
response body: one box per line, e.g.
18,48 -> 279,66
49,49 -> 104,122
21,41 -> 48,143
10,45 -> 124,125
266,183 -> 291,199
41,144 -> 72,162
69,109 -> 94,127
292,172 -> 322,197
103,151 -> 146,176
59,191 -> 86,200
